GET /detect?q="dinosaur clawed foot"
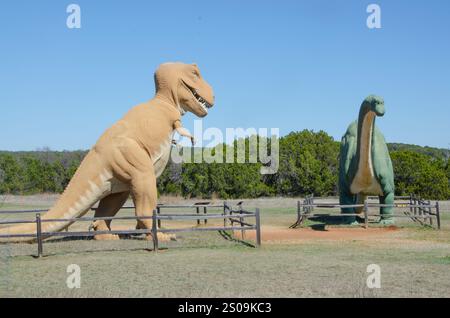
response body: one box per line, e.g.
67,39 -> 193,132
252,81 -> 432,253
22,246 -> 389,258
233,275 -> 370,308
93,233 -> 120,241
379,218 -> 395,225
145,232 -> 176,242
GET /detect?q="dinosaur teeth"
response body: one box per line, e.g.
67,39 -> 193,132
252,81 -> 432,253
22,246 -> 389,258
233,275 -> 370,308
198,101 -> 208,113
194,95 -> 208,113
190,86 -> 212,110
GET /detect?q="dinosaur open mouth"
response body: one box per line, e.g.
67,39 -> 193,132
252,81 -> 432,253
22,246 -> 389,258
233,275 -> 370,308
187,86 -> 213,114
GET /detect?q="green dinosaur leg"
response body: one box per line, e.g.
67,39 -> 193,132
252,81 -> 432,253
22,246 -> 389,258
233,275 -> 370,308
340,191 -> 358,225
379,192 -> 395,225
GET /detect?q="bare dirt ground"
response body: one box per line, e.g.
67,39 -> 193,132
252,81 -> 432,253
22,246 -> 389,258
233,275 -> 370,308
241,225 -> 400,242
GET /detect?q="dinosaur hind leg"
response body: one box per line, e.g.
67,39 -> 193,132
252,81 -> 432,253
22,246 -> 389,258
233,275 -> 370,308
113,139 -> 174,243
92,191 -> 130,240
379,192 -> 395,225
131,170 -> 175,243
340,190 -> 357,224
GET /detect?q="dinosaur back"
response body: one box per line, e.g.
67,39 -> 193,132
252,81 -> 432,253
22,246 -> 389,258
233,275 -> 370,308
339,120 -> 358,191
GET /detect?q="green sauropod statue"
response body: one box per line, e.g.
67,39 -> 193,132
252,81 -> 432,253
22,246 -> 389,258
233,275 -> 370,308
339,95 -> 395,224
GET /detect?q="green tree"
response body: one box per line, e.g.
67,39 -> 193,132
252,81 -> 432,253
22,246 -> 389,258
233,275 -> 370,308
0,154 -> 24,193
391,151 -> 449,200
274,130 -> 339,196
157,160 -> 182,196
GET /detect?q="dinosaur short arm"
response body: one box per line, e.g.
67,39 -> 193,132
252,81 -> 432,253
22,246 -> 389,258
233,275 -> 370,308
173,120 -> 182,129
173,120 -> 195,145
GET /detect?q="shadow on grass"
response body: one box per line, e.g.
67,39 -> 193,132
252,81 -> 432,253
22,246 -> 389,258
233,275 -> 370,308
32,246 -> 161,259
14,231 -> 245,258
310,224 -> 328,231
304,215 -> 369,231
44,233 -> 152,243
218,230 -> 256,248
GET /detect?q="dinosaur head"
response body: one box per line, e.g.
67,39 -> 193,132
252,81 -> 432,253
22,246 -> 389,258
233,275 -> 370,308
154,62 -> 214,117
362,95 -> 385,117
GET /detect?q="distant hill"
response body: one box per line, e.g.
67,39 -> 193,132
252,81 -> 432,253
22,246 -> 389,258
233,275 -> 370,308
1,142 -> 448,162
0,150 -> 87,168
387,143 -> 449,160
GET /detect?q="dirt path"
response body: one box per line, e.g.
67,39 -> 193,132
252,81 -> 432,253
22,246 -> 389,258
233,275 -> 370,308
237,225 -> 400,242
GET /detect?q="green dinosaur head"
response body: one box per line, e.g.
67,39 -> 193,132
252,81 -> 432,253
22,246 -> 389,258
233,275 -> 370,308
154,62 -> 215,117
361,95 -> 385,117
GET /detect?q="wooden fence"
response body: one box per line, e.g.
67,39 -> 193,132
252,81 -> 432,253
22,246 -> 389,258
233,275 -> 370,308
0,202 -> 261,258
290,194 -> 441,229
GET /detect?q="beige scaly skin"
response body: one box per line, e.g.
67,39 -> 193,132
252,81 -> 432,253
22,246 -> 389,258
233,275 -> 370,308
0,62 -> 214,243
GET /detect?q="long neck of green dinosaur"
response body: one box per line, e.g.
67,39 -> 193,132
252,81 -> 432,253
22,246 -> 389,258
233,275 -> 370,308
356,105 -> 377,175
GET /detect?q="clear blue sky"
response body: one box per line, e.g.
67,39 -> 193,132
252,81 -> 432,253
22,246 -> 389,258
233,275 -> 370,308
0,0 -> 449,150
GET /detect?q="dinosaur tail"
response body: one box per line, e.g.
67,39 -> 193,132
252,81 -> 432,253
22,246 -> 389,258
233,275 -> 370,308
0,150 -> 112,243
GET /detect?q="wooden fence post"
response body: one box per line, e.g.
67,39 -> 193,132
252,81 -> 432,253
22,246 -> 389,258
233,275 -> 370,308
436,202 -> 441,230
239,203 -> 245,240
428,200 -> 433,226
223,201 -> 228,227
409,194 -> 413,215
255,208 -> 261,247
418,195 -> 423,217
363,200 -> 369,229
413,196 -> 417,216
157,206 -> 161,228
306,196 -> 310,213
152,210 -> 158,252
36,213 -> 43,258
196,206 -> 200,226
204,206 -> 208,225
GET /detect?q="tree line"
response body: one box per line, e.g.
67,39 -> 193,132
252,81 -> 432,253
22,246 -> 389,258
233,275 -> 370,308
1,130 -> 449,200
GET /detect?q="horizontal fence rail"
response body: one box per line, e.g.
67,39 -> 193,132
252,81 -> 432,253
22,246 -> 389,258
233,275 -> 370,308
0,204 -> 224,215
0,201 -> 261,257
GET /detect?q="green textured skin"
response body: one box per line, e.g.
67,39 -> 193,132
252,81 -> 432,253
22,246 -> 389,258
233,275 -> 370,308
338,96 -> 395,224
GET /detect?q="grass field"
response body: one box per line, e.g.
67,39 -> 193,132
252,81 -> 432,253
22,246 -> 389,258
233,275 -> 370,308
1,195 -> 449,298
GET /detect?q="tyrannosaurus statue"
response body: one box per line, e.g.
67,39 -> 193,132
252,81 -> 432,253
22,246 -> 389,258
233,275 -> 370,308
339,95 -> 395,224
0,62 -> 214,242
